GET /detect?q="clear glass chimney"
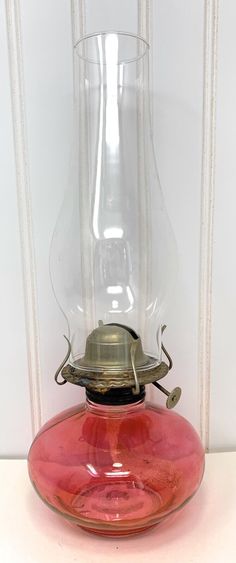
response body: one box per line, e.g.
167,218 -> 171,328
50,31 -> 177,366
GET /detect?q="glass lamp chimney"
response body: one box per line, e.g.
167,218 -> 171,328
50,32 -> 177,365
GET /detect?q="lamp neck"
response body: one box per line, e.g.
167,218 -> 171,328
86,393 -> 145,416
86,385 -> 145,407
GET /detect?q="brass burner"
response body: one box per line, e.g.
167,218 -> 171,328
54,323 -> 181,409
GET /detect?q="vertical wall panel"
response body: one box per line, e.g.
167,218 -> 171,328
210,1 -> 236,450
0,1 -> 32,456
151,1 -> 204,428
199,0 -> 218,451
20,0 -> 80,423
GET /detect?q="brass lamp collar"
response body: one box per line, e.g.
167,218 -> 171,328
54,323 -> 181,409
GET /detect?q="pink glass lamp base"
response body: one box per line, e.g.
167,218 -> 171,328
28,399 -> 204,537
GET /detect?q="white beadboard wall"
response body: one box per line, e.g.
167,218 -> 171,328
0,0 -> 32,456
151,0 -> 204,432
1,0 -> 234,456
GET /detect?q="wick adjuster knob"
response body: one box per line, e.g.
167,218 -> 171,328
153,381 -> 182,409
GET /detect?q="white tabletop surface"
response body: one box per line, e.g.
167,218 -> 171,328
0,453 -> 235,563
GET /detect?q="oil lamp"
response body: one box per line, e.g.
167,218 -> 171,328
28,32 -> 204,537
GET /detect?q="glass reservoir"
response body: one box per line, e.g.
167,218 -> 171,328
28,32 -> 204,537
